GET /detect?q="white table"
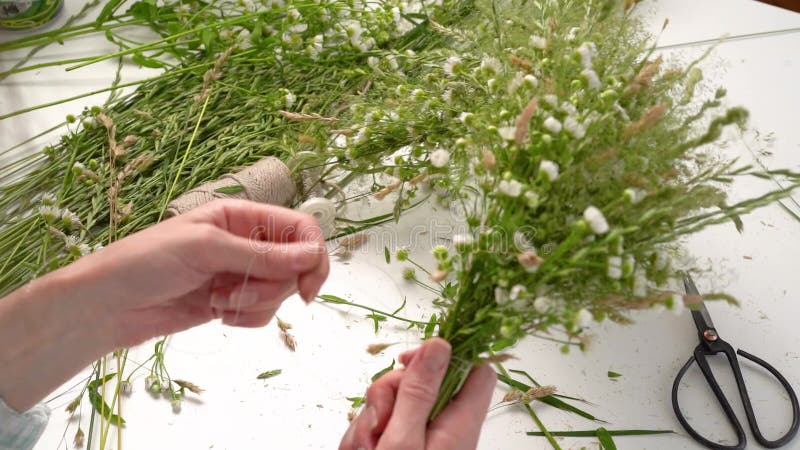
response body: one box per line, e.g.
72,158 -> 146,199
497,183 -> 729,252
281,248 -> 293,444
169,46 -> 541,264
2,1 -> 800,449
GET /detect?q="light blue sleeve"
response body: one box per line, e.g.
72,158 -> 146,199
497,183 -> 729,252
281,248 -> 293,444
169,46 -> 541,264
0,398 -> 49,450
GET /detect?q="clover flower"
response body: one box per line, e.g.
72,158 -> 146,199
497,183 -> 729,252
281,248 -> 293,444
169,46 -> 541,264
581,69 -> 602,90
430,149 -> 450,167
583,206 -> 609,234
543,117 -> 562,134
563,116 -> 586,139
539,160 -> 559,181
498,179 -> 523,197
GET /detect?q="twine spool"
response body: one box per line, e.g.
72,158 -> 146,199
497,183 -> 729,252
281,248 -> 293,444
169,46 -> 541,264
166,157 -> 297,217
298,197 -> 336,236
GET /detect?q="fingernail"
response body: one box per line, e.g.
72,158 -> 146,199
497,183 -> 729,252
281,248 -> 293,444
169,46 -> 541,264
422,339 -> 451,372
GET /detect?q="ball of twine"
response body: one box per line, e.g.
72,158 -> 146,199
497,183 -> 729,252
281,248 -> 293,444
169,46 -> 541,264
166,157 -> 297,217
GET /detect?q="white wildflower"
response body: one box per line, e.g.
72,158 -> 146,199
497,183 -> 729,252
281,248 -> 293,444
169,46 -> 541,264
458,112 -> 475,126
480,55 -> 502,74
497,126 -> 516,141
542,94 -> 558,108
487,78 -> 497,91
171,397 -> 182,413
441,89 -> 453,104
64,235 -> 81,249
510,284 -> 527,300
533,296 -> 553,313
576,308 -> 593,328
566,27 -> 579,41
523,74 -> 539,88
77,243 -> 91,257
529,35 -> 547,49
287,6 -> 301,20
367,56 -> 379,68
237,28 -> 252,49
607,256 -> 622,280
498,179 -> 523,197
443,56 -> 462,76
563,116 -> 586,139
581,69 -> 602,90
539,160 -> 559,181
242,0 -> 256,12
40,193 -> 57,206
289,23 -> 308,33
38,205 -> 60,223
386,55 -> 399,71
283,89 -> 296,109
430,149 -> 450,168
560,101 -> 578,116
543,117 -> 562,134
577,42 -> 595,69
583,206 -> 609,234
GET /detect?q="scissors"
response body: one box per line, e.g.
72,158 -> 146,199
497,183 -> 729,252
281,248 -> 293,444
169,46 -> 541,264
671,276 -> 800,449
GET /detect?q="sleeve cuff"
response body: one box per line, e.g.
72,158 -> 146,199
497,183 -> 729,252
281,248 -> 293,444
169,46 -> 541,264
0,397 -> 50,450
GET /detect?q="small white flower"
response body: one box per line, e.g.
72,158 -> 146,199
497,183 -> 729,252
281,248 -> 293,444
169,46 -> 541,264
40,193 -> 57,206
283,89 -> 296,109
443,56 -> 462,76
38,205 -> 61,223
367,56 -> 379,68
171,397 -> 182,413
430,149 -> 450,168
495,287 -> 509,305
566,27 -> 580,41
452,233 -> 473,250
458,112 -> 475,125
289,23 -> 308,33
441,89 -> 453,104
120,381 -> 133,396
507,72 -> 525,94
543,117 -> 562,134
523,74 -> 539,88
576,308 -> 593,328
563,116 -> 586,139
480,55 -> 502,74
497,126 -> 516,141
542,94 -> 558,108
487,78 -> 497,91
583,206 -> 609,234
64,235 -> 81,248
287,7 -> 301,20
581,69 -> 602,90
533,296 -> 553,313
539,160 -> 559,181
624,188 -> 646,204
242,0 -> 256,12
529,35 -> 547,49
608,256 -> 622,279
633,269 -> 648,297
577,42 -> 595,69
386,55 -> 399,71
78,243 -> 91,257
498,179 -> 523,197
510,284 -> 527,300
560,101 -> 578,116
93,243 -> 104,252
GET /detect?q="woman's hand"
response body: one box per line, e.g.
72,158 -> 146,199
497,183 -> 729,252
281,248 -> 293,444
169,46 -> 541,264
0,199 -> 328,412
339,338 -> 497,450
77,199 -> 328,347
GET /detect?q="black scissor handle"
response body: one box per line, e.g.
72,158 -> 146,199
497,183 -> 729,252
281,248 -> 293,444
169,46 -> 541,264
672,341 -> 800,450
672,343 -> 746,450
736,349 -> 800,448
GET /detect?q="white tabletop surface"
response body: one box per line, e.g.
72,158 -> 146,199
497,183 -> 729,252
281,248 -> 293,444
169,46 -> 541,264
2,1 -> 800,449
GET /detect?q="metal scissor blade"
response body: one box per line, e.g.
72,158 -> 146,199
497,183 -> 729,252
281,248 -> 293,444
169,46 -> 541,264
684,276 -> 716,335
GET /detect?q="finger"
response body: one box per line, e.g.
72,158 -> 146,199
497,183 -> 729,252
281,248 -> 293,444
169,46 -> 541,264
353,370 -> 403,450
196,226 -> 324,280
188,199 -> 322,242
427,364 -> 497,450
297,247 -> 329,303
209,279 -> 297,310
380,338 -> 451,447
398,348 -> 421,367
220,307 -> 279,327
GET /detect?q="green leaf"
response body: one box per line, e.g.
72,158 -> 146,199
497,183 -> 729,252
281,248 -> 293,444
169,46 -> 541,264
527,429 -> 673,437
607,371 -> 622,379
371,359 -> 395,381
319,294 -> 348,304
128,1 -> 157,21
384,246 -> 390,263
346,396 -> 365,408
214,185 -> 245,194
597,428 -> 617,450
497,374 -> 600,422
491,338 -> 516,351
256,369 -> 282,380
366,313 -> 387,333
423,314 -> 437,339
131,52 -> 165,69
87,373 -> 125,426
200,28 -> 216,51
95,0 -> 123,25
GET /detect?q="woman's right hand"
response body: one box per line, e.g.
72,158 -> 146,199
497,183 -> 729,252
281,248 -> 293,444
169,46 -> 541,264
339,338 -> 497,450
